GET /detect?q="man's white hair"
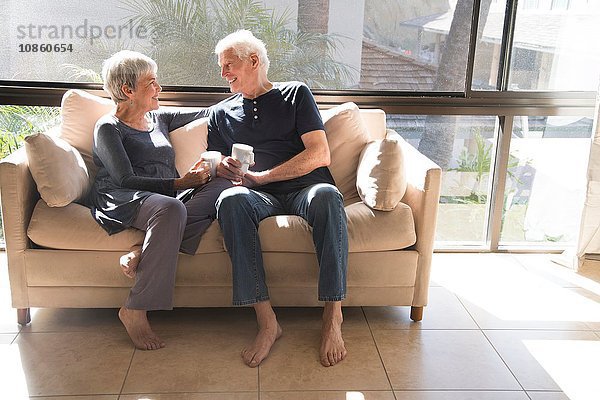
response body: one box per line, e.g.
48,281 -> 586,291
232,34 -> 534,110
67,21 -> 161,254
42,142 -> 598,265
102,50 -> 157,104
215,30 -> 270,74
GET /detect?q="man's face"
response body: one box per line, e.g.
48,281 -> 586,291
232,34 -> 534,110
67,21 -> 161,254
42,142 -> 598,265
218,48 -> 257,96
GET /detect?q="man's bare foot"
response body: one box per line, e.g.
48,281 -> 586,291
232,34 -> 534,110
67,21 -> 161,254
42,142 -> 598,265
120,247 -> 141,278
118,307 -> 165,350
320,302 -> 347,367
242,302 -> 283,367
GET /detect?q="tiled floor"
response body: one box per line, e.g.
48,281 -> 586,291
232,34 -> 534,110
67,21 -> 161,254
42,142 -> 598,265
1,252 -> 600,400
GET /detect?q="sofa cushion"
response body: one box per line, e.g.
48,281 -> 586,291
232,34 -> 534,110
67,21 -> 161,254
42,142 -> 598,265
24,132 -> 90,207
170,117 -> 209,176
258,201 -> 416,253
59,89 -> 115,178
356,130 -> 408,211
28,200 -> 143,251
321,103 -> 371,205
27,200 -> 225,254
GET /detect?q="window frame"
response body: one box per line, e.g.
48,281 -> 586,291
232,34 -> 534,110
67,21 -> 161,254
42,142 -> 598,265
0,0 -> 596,252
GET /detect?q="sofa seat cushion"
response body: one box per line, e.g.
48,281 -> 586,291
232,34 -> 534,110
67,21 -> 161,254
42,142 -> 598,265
258,201 -> 416,253
27,200 -> 225,254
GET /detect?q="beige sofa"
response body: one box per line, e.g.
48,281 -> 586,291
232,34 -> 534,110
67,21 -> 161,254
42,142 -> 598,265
0,89 -> 441,326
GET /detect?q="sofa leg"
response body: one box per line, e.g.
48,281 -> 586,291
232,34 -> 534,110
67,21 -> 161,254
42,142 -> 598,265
410,306 -> 423,322
17,308 -> 31,326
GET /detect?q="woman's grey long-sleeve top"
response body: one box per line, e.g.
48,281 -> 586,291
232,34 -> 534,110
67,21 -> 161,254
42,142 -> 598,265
90,108 -> 209,234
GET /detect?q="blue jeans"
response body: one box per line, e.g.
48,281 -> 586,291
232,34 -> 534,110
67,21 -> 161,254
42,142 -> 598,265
216,183 -> 348,305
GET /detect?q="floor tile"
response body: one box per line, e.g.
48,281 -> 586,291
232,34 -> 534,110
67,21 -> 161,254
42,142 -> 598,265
393,391 -> 529,400
430,253 -> 527,287
512,254 -> 582,288
485,330 -> 599,391
434,255 -> 600,329
0,337 -> 30,399
122,330 -> 257,393
0,252 -> 20,333
430,253 -> 529,306
363,287 -> 477,330
32,396 -> 118,400
20,308 -> 123,333
148,307 -> 257,333
0,252 -> 8,288
259,329 -> 390,391
373,330 -> 521,390
514,253 -> 600,307
486,330 -> 600,398
568,288 -> 600,330
0,290 -> 21,334
261,391 -> 394,400
274,306 -> 369,331
526,392 -> 570,400
10,332 -> 132,397
0,333 -> 16,344
150,306 -> 369,334
120,393 -> 257,400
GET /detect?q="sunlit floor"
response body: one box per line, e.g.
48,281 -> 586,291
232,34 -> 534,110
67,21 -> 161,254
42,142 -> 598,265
1,252 -> 600,400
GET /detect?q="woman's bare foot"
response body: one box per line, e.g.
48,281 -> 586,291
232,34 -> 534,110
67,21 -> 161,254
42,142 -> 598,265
120,247 -> 141,278
320,302 -> 347,367
118,307 -> 165,350
242,302 -> 283,367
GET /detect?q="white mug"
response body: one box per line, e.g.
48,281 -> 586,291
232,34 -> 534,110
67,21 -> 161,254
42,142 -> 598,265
231,143 -> 254,173
200,151 -> 221,178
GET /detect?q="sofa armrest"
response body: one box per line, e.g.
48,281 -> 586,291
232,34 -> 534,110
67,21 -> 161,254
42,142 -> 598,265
0,146 -> 39,307
393,132 -> 442,306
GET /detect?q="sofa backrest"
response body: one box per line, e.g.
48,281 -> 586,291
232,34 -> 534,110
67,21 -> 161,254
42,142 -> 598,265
57,89 -> 387,204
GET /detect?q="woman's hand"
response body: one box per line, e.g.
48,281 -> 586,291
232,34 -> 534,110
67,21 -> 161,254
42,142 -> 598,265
174,159 -> 211,190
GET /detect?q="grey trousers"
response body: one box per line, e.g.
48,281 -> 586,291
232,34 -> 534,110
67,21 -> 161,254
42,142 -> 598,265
125,177 -> 233,310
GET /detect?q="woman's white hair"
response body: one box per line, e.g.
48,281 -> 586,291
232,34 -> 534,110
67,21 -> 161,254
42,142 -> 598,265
102,50 -> 157,104
214,30 -> 270,74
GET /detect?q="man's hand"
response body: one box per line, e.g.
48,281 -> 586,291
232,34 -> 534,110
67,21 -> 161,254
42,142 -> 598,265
217,156 -> 245,184
241,170 -> 268,187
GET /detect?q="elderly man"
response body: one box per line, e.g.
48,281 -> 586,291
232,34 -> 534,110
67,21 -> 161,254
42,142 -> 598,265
208,30 -> 348,367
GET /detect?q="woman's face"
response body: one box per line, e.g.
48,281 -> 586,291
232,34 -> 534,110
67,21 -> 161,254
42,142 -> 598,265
129,71 -> 162,111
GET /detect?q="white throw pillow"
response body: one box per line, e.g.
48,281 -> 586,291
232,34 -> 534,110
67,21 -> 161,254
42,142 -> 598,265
170,117 -> 209,176
59,89 -> 115,178
321,102 -> 372,204
356,130 -> 407,211
25,132 -> 90,207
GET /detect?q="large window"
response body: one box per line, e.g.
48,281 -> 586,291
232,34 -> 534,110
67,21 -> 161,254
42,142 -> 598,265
472,0 -> 600,91
389,114 -> 499,245
0,0 -> 598,252
500,115 -> 593,246
2,0 -> 477,91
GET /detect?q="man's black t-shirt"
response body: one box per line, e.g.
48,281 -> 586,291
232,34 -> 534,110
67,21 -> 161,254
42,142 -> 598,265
207,81 -> 335,195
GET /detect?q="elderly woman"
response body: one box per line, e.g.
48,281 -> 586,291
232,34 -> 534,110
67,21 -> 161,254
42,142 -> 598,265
90,50 -> 231,350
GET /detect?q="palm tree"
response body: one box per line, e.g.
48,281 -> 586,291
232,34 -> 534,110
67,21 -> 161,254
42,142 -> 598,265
418,0 -> 493,169
120,0 -> 353,88
0,106 -> 61,160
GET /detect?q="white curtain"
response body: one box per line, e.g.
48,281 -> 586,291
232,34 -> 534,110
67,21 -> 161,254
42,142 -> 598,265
576,88 -> 600,266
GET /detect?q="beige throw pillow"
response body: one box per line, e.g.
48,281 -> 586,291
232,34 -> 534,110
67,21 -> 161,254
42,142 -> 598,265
356,130 -> 407,211
59,89 -> 115,178
24,132 -> 90,207
321,102 -> 371,204
170,117 -> 209,176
